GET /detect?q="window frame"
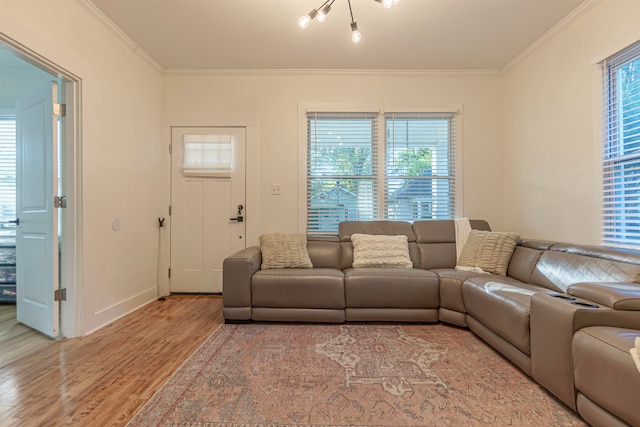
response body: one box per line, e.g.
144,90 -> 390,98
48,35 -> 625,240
298,104 -> 462,234
602,40 -> 640,249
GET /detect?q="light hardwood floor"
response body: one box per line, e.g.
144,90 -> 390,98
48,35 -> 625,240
0,295 -> 224,426
0,304 -> 54,369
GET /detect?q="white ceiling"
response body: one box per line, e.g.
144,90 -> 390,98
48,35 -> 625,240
87,0 -> 587,71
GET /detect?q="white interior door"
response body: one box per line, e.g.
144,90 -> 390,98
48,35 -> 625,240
170,127 -> 246,293
15,81 -> 59,338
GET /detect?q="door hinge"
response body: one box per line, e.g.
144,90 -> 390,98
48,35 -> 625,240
169,205 -> 172,216
168,268 -> 171,278
54,288 -> 67,301
169,143 -> 172,154
54,196 -> 67,208
53,103 -> 66,117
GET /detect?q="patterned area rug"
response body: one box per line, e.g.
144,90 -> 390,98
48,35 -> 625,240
128,324 -> 585,426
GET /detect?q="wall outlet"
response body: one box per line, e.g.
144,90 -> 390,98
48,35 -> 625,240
271,184 -> 282,195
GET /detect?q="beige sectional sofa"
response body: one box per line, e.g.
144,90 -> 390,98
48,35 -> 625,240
222,219 -> 640,427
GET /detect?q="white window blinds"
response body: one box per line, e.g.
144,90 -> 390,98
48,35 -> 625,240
307,113 -> 378,233
385,113 -> 456,221
183,133 -> 232,177
305,110 -> 457,234
0,116 -> 16,230
603,40 -> 640,248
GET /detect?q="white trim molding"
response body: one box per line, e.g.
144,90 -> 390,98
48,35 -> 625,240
503,0 -> 604,72
73,0 -> 163,72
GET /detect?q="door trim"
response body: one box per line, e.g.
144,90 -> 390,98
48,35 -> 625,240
161,116 -> 259,297
0,34 -> 83,338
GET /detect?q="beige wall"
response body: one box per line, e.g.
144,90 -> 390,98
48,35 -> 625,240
6,0 -> 638,336
1,0 -> 163,334
502,0 -> 640,244
162,71 -> 505,243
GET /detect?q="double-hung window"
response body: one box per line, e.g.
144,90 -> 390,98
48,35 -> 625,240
305,110 -> 457,234
603,41 -> 640,248
385,113 -> 456,222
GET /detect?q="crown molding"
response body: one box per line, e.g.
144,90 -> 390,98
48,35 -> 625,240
502,0 -> 604,72
162,68 -> 502,77
74,0 -> 163,72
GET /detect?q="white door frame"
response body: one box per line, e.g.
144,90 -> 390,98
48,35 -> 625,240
0,35 -> 83,338
161,116 -> 259,297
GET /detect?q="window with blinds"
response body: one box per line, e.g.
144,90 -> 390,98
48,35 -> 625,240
603,40 -> 640,248
385,113 -> 455,221
306,111 -> 456,234
0,116 -> 16,231
307,113 -> 378,233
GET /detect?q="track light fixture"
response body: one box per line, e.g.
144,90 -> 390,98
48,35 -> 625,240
299,0 -> 400,43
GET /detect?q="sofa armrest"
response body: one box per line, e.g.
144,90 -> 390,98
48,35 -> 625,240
567,282 -> 640,310
222,246 -> 262,321
530,291 -> 640,410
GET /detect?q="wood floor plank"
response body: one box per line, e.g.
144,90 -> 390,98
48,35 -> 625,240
0,295 -> 223,426
0,304 -> 54,369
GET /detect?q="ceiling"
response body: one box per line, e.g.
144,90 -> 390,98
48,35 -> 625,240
87,0 -> 587,71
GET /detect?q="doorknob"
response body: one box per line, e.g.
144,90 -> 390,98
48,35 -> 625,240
7,218 -> 19,226
230,204 -> 244,222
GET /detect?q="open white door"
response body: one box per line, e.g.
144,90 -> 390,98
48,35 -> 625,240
170,127 -> 246,293
15,81 -> 59,338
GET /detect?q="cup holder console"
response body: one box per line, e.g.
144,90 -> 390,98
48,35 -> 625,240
570,301 -> 599,308
550,294 -> 576,301
549,293 -> 599,308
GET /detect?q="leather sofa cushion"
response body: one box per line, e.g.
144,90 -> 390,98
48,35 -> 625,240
308,238 -> 341,269
344,268 -> 439,308
531,251 -> 640,293
573,327 -> 640,426
417,242 -> 457,270
412,219 -> 491,243
433,268 -> 486,313
252,268 -> 344,309
567,282 -> 640,310
553,243 -> 640,265
463,277 -> 553,355
413,219 -> 491,269
507,246 -> 544,284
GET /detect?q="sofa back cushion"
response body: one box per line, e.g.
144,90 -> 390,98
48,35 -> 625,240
530,243 -> 640,292
412,219 -> 491,269
507,240 -> 553,284
338,221 -> 419,269
307,236 -> 342,269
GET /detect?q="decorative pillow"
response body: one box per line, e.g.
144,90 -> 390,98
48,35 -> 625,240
456,230 -> 520,276
351,233 -> 413,268
259,233 -> 313,269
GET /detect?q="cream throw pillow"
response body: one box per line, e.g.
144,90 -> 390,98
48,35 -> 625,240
456,230 -> 519,276
351,233 -> 413,269
259,233 -> 313,269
